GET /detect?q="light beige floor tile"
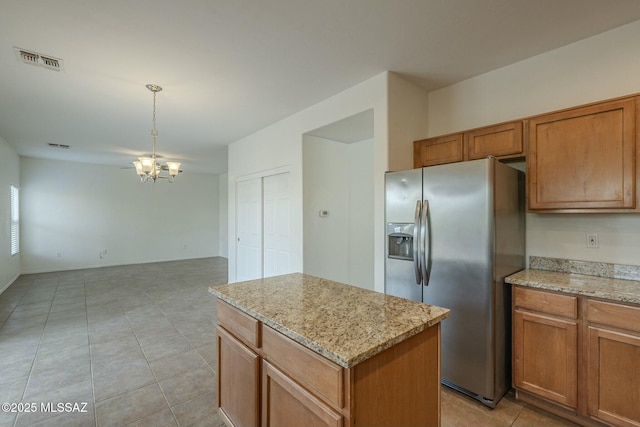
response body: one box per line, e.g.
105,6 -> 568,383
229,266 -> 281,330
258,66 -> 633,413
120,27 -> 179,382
148,349 -> 208,381
158,366 -> 215,407
170,391 -> 218,427
95,383 -> 168,427
141,335 -> 192,362
93,358 -> 156,402
127,408 -> 179,427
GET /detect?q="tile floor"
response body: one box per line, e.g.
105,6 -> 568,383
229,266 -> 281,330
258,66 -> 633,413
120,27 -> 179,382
0,257 -> 577,427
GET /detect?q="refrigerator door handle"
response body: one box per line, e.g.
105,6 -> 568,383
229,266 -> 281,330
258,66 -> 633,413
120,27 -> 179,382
421,199 -> 431,286
413,200 -> 422,284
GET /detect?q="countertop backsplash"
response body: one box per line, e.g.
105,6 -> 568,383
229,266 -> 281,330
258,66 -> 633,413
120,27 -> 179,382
530,256 -> 640,282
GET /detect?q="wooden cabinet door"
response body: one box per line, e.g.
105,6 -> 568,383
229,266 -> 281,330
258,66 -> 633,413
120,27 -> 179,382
466,121 -> 524,160
513,309 -> 578,408
217,326 -> 260,427
587,300 -> 640,427
413,133 -> 463,167
588,328 -> 640,426
262,360 -> 342,427
528,98 -> 637,211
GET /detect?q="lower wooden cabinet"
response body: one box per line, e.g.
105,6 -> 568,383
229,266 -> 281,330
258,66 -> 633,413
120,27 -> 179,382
513,309 -> 578,408
587,300 -> 640,427
217,326 -> 260,427
262,361 -> 342,427
513,286 -> 640,427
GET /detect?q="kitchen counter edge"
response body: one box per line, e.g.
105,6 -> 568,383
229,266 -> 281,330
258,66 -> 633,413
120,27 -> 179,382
505,269 -> 640,305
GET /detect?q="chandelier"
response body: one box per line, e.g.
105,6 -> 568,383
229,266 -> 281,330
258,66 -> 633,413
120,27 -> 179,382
132,84 -> 182,183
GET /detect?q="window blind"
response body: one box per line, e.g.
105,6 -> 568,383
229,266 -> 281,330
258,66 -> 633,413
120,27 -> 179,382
10,185 -> 19,255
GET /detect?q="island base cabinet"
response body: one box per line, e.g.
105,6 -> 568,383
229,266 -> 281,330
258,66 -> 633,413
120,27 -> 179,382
216,326 -> 260,427
350,324 -> 441,427
215,297 -> 444,427
262,361 -> 343,427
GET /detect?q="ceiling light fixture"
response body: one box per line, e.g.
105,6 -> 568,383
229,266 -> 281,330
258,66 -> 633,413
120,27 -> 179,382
133,84 -> 182,183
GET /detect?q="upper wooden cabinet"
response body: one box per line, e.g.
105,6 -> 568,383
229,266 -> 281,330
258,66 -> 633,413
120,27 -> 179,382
414,121 -> 524,168
413,133 -> 463,167
466,121 -> 524,160
528,97 -> 638,212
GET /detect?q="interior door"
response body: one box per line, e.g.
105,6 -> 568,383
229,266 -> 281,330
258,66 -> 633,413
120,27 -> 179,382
263,173 -> 291,278
236,178 -> 262,281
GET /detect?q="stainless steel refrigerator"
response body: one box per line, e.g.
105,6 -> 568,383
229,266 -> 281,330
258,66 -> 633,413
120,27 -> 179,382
385,157 -> 525,408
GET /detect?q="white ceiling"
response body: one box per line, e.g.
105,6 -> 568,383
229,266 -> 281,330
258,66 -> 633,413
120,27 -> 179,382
2,1 -> 640,175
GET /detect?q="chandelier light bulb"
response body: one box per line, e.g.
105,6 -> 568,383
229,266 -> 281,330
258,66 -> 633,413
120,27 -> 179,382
167,162 -> 181,177
138,157 -> 155,174
132,161 -> 144,176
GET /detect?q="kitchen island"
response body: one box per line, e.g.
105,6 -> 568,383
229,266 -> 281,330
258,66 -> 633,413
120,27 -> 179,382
209,273 -> 450,427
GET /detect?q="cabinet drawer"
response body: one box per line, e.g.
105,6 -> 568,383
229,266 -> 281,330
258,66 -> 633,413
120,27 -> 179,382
217,299 -> 260,348
262,325 -> 343,409
514,287 -> 578,319
587,300 -> 640,333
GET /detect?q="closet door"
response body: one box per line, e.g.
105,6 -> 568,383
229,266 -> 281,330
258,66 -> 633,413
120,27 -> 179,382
236,172 -> 291,281
236,178 -> 262,281
264,173 -> 291,278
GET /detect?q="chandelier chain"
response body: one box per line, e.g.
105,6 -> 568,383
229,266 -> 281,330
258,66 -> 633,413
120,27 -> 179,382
151,90 -> 157,158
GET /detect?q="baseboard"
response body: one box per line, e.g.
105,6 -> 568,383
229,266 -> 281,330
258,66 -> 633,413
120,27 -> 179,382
0,273 -> 20,296
20,256 -> 226,275
515,390 -> 607,427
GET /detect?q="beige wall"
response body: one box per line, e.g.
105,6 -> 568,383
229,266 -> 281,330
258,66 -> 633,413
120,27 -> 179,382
20,157 -> 221,273
428,20 -> 640,265
228,71 -> 431,291
0,136 -> 20,292
387,72 -> 429,171
228,72 -> 389,290
303,136 -> 374,289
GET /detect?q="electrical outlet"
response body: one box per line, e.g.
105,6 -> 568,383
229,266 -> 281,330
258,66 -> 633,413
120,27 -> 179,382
586,233 -> 599,248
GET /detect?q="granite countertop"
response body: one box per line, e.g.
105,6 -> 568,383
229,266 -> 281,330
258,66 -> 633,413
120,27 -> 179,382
506,269 -> 640,305
209,273 -> 450,368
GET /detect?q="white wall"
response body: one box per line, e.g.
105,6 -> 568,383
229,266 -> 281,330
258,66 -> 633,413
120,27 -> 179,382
219,172 -> 229,258
428,20 -> 640,265
303,136 -> 374,289
20,157 -> 220,273
0,137 -> 20,292
228,72 -> 389,290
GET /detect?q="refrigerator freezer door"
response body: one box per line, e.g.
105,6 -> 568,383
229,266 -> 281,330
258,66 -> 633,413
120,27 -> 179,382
385,168 -> 423,302
422,159 -> 496,401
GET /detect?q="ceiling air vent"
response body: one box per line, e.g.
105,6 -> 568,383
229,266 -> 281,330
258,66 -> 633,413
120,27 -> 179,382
40,55 -> 61,71
48,143 -> 70,149
14,47 -> 64,72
